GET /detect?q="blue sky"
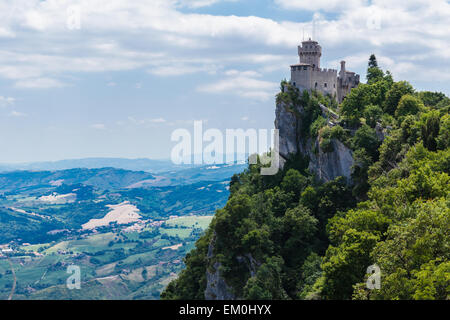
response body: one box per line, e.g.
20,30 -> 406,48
0,0 -> 449,163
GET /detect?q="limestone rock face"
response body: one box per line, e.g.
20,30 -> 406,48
307,139 -> 354,182
205,262 -> 236,300
275,101 -> 301,160
204,100 -> 356,300
275,101 -> 354,183
204,239 -> 236,300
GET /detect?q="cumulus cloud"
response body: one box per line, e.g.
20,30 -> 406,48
0,0 -> 448,94
176,0 -> 238,8
91,123 -> 106,130
14,78 -> 66,89
148,63 -> 219,77
275,0 -> 368,12
198,70 -> 278,101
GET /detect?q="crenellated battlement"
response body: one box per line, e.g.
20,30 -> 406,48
313,68 -> 337,75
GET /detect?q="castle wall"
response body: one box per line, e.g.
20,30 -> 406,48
291,67 -> 337,98
337,72 -> 360,103
290,65 -> 312,92
311,68 -> 337,97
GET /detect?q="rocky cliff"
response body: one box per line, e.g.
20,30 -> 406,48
203,98 -> 356,300
204,238 -> 236,300
275,101 -> 354,182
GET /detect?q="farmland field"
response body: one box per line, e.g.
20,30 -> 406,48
0,164 -> 244,299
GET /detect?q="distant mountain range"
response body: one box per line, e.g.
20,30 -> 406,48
0,158 -> 186,173
0,163 -> 247,193
0,167 -> 156,193
0,157 -> 248,175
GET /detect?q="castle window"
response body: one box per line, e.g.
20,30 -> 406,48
293,82 -> 296,86
334,84 -> 336,88
315,82 -> 318,88
324,83 -> 327,87
303,66 -> 307,70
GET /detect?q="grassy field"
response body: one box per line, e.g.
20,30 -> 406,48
164,215 -> 213,229
0,214 -> 214,300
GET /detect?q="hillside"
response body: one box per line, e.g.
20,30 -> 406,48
0,167 -> 155,192
162,56 -> 450,300
0,164 -> 245,300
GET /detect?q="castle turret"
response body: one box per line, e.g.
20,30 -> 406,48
340,61 -> 346,78
337,60 -> 360,103
298,39 -> 322,69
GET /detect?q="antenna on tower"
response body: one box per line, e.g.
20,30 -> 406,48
302,27 -> 305,41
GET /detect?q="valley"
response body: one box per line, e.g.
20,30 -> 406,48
0,163 -> 245,300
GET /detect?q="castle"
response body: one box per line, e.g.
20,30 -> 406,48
290,39 -> 360,103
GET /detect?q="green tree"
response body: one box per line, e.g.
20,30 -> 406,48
368,200 -> 449,300
368,54 -> 378,68
321,229 -> 379,299
436,114 -> 450,150
297,253 -> 323,299
352,124 -> 380,160
351,149 -> 373,198
243,256 -> 289,299
395,94 -> 424,118
419,110 -> 441,151
418,91 -> 450,108
341,84 -> 369,126
280,169 -> 308,198
363,104 -> 383,128
383,81 -> 415,115
367,67 -> 384,85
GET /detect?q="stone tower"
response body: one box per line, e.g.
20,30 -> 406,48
290,39 -> 359,103
298,39 -> 322,68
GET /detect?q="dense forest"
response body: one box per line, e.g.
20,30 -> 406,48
162,55 -> 449,300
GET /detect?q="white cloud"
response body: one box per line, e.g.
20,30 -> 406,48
14,78 -> 66,89
127,116 -> 167,125
149,118 -> 166,123
275,0 -> 368,12
91,123 -> 106,130
0,0 -> 447,93
198,70 -> 278,101
148,63 -> 219,76
0,96 -> 15,107
9,110 -> 27,117
176,0 -> 237,9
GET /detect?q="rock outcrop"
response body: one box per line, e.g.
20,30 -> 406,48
204,98 -> 356,300
204,238 -> 236,300
306,138 -> 354,182
275,101 -> 354,182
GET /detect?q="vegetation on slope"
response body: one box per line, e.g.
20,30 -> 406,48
162,55 -> 449,300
